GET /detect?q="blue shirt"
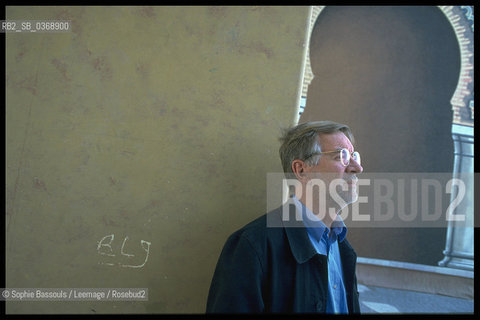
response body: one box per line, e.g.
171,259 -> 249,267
292,196 -> 349,314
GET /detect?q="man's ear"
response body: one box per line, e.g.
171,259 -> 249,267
291,159 -> 307,182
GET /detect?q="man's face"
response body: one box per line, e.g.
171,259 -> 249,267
304,131 -> 363,206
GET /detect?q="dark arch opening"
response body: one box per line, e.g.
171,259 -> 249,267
301,6 -> 460,265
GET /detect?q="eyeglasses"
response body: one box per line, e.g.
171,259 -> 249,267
304,148 -> 361,167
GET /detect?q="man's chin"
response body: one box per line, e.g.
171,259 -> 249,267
340,188 -> 358,206
350,192 -> 359,204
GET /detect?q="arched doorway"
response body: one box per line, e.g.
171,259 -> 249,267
299,6 -> 469,266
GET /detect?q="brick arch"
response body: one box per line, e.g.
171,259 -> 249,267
299,5 -> 474,126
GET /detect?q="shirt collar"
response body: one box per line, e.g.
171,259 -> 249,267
291,196 -> 347,243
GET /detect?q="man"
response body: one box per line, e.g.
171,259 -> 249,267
206,121 -> 363,313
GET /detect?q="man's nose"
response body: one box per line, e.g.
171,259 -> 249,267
346,159 -> 363,173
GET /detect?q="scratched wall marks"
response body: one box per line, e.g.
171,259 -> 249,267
97,234 -> 151,268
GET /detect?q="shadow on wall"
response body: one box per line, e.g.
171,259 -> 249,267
301,6 -> 460,266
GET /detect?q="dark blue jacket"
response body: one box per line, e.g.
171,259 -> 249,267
206,204 -> 361,313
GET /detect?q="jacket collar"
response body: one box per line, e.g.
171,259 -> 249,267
279,202 -> 318,264
277,202 -> 355,265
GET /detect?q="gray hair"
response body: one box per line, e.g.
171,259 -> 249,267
278,120 -> 354,173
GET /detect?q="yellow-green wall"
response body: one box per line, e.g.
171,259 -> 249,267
6,6 -> 310,313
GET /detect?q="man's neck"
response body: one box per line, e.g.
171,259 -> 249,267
296,193 -> 339,229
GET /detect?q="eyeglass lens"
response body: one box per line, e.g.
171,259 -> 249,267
340,149 -> 361,166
